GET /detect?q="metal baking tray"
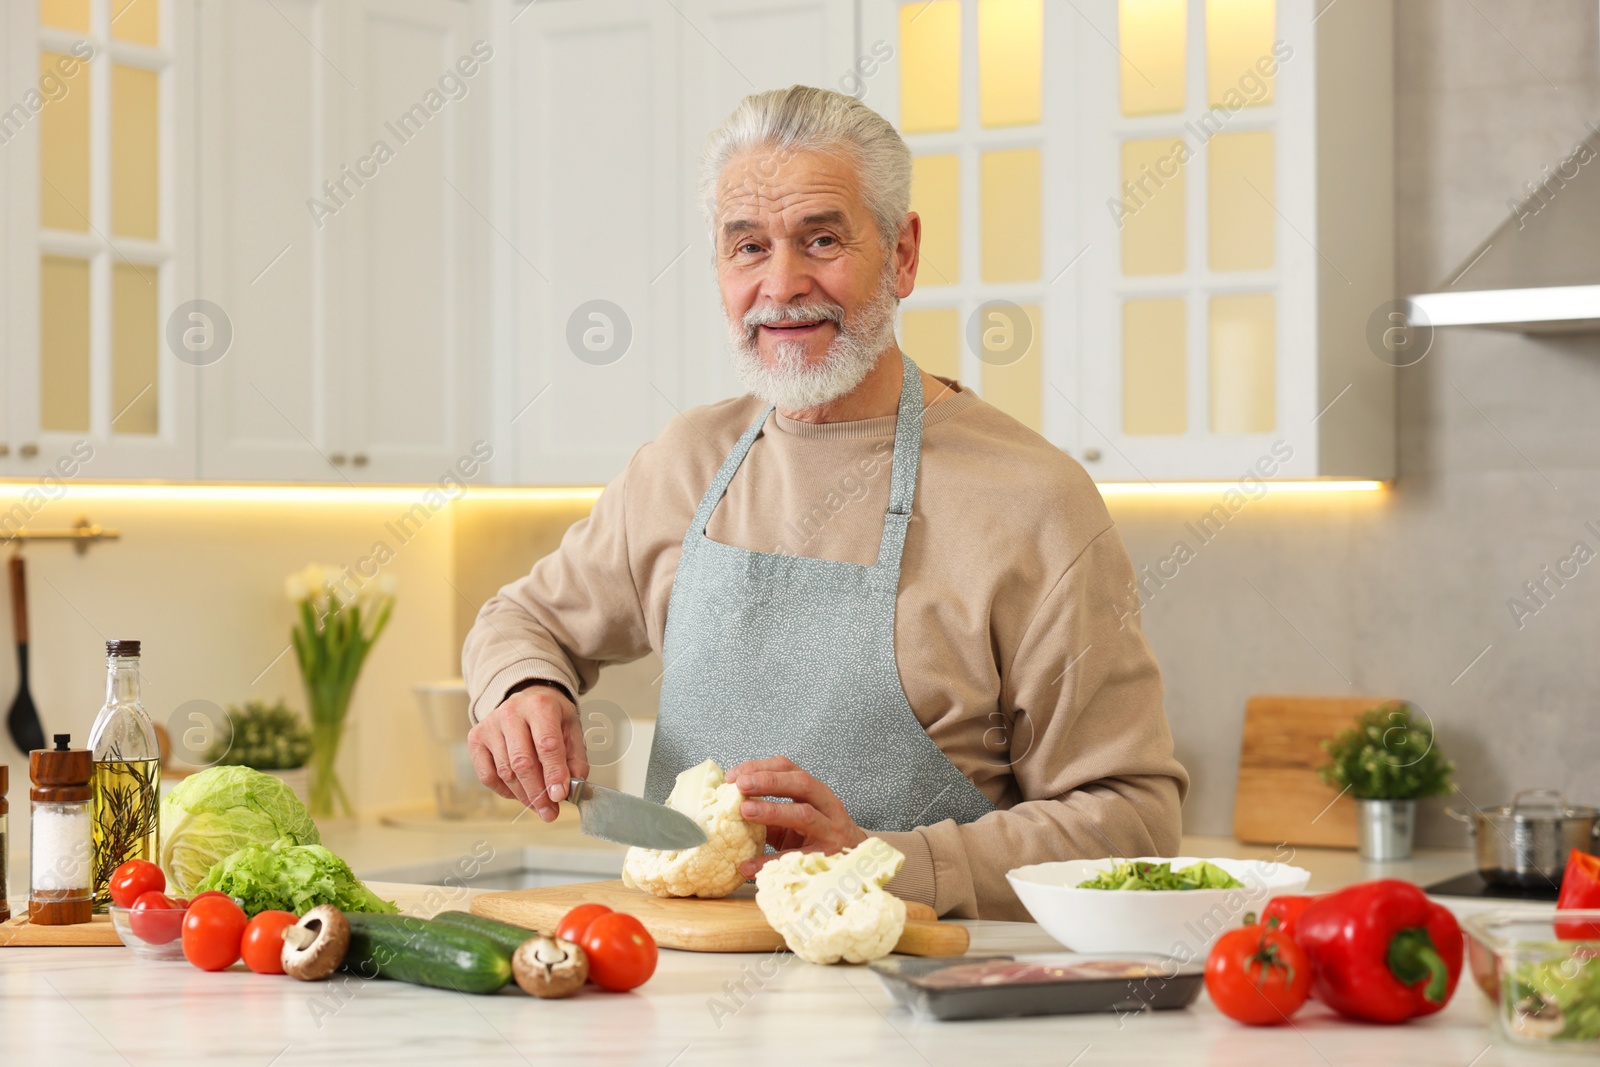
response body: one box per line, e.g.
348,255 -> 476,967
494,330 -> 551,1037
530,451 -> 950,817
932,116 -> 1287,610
869,953 -> 1204,1022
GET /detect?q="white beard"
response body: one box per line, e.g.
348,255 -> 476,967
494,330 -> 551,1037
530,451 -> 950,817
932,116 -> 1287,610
726,268 -> 900,411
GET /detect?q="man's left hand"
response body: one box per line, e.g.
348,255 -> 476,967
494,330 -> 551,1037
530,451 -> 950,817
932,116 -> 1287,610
727,756 -> 867,877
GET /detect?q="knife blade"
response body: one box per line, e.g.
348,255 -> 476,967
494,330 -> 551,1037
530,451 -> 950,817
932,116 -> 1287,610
566,778 -> 709,850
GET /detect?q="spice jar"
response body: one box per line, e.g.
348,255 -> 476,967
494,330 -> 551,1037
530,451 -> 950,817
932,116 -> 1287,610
1,763 -> 10,924
30,734 -> 94,925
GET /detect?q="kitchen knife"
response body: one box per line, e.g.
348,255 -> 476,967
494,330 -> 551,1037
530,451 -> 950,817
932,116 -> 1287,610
566,778 -> 708,850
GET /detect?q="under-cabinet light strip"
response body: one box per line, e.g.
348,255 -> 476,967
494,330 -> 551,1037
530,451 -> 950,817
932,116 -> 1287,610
0,481 -> 1386,503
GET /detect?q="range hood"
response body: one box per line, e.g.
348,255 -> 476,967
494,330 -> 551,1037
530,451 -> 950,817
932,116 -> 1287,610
1407,125 -> 1600,334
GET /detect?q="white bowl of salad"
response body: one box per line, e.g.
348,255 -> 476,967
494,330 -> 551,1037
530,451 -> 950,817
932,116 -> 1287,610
1006,856 -> 1312,959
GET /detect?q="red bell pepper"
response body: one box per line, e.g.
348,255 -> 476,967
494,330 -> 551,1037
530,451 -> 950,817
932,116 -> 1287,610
1262,893 -> 1325,942
1295,879 -> 1463,1023
1555,850 -> 1600,940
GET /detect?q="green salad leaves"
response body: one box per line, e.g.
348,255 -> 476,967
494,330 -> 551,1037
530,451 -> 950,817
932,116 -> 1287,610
1509,952 -> 1600,1042
195,839 -> 397,917
1076,859 -> 1244,891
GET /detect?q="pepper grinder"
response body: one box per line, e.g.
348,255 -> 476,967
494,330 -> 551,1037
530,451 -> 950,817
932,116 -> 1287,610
30,734 -> 94,925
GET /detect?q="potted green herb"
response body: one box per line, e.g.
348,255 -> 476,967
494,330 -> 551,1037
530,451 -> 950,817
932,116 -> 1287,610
203,701 -> 314,802
1319,702 -> 1454,861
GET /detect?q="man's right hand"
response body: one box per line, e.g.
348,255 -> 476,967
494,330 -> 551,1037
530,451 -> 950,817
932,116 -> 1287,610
468,683 -> 590,822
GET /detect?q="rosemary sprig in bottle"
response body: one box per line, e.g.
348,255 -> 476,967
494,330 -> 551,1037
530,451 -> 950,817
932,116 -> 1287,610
91,742 -> 161,907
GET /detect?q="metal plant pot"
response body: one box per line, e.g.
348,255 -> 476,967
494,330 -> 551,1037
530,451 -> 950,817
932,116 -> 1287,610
1357,798 -> 1416,861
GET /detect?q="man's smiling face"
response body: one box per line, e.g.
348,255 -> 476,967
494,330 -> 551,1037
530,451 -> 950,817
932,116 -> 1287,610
714,147 -> 918,411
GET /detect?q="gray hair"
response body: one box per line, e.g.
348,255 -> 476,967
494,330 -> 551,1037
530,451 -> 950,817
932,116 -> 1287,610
699,85 -> 911,251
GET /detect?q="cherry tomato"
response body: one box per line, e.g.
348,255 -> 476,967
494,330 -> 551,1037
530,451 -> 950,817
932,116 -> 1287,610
182,895 -> 249,972
128,890 -> 185,945
109,859 -> 166,909
555,903 -> 612,945
580,912 -> 657,992
1205,924 -> 1313,1026
240,911 -> 299,975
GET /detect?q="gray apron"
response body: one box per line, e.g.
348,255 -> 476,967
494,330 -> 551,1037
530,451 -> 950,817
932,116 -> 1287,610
645,353 -> 996,833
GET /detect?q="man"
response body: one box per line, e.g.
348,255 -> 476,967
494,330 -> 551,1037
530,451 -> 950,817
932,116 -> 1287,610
463,86 -> 1187,920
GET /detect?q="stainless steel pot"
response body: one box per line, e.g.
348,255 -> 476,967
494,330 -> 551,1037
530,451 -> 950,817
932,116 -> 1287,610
1447,790 -> 1600,888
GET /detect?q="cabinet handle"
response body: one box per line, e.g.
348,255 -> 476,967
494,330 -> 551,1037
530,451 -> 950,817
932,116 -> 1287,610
352,453 -> 369,468
1082,447 -> 1102,462
19,443 -> 39,459
0,444 -> 9,457
330,453 -> 348,466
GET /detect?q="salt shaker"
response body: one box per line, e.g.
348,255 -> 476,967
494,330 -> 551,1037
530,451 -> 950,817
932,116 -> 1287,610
30,734 -> 94,925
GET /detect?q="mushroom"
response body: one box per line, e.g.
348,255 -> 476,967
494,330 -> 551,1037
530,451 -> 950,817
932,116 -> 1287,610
512,935 -> 588,998
1510,992 -> 1565,1040
281,905 -> 350,981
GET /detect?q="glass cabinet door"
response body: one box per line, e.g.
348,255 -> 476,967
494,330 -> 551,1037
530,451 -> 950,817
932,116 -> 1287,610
12,0 -> 197,479
872,0 -> 1069,449
1076,0 -> 1307,480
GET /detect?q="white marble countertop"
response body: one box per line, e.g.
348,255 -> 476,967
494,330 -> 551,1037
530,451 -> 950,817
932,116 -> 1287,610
0,829 -> 1563,1067
0,880 -> 1560,1067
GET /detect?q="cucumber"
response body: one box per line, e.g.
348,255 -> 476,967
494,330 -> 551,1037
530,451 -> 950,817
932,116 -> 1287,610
340,913 -> 512,994
431,911 -> 541,956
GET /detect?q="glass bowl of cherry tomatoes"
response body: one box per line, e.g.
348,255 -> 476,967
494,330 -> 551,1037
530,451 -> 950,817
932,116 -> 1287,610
108,899 -> 188,960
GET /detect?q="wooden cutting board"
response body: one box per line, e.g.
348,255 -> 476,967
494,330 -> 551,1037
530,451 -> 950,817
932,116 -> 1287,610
1232,694 -> 1399,849
0,912 -> 123,947
471,879 -> 969,956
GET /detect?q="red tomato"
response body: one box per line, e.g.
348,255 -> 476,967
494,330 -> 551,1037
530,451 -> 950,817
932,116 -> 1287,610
128,891 -> 186,945
182,895 -> 249,972
1205,924 -> 1313,1026
555,903 -> 612,945
188,891 -> 233,907
109,860 -> 166,909
240,911 -> 299,975
580,912 -> 657,992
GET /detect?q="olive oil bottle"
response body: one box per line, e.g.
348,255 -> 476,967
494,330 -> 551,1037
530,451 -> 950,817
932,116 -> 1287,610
88,640 -> 161,909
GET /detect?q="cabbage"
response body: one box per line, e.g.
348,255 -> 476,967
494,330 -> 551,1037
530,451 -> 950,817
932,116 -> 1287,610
159,766 -> 321,895
194,839 -> 397,916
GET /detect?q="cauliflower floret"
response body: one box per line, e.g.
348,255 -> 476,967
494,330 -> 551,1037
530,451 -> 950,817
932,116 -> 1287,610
754,837 -> 907,965
621,759 -> 765,899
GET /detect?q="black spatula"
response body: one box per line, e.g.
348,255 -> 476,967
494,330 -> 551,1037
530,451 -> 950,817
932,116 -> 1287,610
7,555 -> 45,755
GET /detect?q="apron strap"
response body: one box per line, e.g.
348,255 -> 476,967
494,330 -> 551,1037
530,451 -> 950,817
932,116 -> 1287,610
688,353 -> 925,568
689,403 -> 775,537
875,354 -> 923,571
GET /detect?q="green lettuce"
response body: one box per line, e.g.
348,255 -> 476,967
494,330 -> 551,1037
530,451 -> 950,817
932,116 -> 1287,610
160,766 -> 321,895
1509,951 -> 1600,1041
1076,859 -> 1244,891
195,838 -> 397,916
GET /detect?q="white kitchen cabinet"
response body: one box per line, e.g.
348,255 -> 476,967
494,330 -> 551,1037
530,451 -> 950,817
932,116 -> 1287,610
194,0 -> 340,482
3,0 -> 199,481
504,0 -> 855,484
195,0 -> 492,484
862,0 -> 1395,481
331,0 -> 492,485
1071,0 -> 1394,481
506,0 -> 685,486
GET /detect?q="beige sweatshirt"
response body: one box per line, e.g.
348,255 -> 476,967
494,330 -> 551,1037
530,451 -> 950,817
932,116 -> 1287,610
462,374 -> 1189,920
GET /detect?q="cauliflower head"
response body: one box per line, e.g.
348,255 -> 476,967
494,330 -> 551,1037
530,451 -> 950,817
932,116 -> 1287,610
621,758 -> 765,899
754,837 -> 907,965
